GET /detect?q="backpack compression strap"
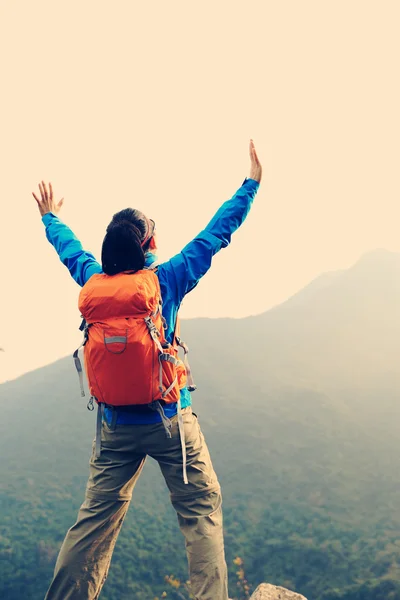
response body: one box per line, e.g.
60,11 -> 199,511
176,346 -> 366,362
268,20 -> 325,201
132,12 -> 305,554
175,336 -> 197,392
73,321 -> 90,398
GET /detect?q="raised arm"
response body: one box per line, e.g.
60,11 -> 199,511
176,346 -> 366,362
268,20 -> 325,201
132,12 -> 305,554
160,140 -> 262,302
33,182 -> 102,287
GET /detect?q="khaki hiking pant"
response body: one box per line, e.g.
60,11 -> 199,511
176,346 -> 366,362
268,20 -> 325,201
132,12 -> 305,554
44,407 -> 228,600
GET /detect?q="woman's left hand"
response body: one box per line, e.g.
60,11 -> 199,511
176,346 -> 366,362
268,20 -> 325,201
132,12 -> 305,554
32,181 -> 64,217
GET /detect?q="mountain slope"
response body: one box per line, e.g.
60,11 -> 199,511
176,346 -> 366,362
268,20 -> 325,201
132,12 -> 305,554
1,250 -> 400,600
182,248 -> 400,391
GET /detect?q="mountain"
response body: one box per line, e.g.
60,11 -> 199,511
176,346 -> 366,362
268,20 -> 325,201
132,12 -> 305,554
1,250 -> 400,600
183,248 -> 400,391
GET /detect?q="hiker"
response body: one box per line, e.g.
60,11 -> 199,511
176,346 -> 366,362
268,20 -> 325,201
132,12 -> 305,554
33,140 -> 262,600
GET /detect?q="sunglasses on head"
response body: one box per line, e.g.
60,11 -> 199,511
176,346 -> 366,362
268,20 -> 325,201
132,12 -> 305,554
141,218 -> 156,247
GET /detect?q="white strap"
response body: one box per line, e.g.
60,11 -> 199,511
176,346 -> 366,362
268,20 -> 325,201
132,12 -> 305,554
150,400 -> 172,438
144,260 -> 159,270
73,345 -> 85,397
176,337 -> 197,392
162,374 -> 178,399
177,398 -> 188,485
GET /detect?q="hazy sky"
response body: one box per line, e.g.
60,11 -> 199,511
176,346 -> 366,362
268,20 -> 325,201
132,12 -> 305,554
1,0 -> 399,382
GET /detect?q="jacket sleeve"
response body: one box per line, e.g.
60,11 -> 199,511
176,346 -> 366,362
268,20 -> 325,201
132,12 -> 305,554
161,178 -> 260,303
42,213 -> 102,287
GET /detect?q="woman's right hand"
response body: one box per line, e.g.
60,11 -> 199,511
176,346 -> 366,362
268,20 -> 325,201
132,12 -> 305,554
249,139 -> 262,183
32,181 -> 64,217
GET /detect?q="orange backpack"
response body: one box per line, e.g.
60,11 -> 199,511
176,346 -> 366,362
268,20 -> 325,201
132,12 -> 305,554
73,269 -> 194,407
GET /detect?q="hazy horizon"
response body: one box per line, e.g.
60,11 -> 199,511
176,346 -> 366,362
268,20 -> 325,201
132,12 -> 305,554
1,246 -> 398,383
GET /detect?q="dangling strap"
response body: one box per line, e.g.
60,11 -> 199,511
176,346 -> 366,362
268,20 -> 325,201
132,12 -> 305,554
176,337 -> 197,392
159,353 -> 179,398
177,397 -> 188,485
95,402 -> 104,458
73,347 -> 85,397
73,322 -> 90,397
145,307 -> 187,482
146,315 -> 178,398
150,399 -> 187,484
150,400 -> 172,438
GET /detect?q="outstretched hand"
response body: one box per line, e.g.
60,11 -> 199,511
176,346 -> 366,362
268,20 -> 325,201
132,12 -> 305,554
32,182 -> 64,217
249,139 -> 262,183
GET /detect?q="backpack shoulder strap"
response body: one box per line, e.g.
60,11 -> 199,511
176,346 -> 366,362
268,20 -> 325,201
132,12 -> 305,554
144,260 -> 159,271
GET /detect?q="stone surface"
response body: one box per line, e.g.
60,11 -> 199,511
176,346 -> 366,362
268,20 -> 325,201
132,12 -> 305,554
249,582 -> 308,600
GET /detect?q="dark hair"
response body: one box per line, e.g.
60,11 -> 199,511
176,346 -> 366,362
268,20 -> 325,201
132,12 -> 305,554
101,208 -> 154,276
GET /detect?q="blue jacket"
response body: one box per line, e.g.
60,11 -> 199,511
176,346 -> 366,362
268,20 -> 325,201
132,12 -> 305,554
42,178 -> 260,424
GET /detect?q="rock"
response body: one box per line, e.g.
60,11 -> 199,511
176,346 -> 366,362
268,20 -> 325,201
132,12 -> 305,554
249,583 -> 308,600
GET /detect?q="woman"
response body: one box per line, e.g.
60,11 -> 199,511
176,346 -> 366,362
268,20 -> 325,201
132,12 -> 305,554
33,140 -> 262,600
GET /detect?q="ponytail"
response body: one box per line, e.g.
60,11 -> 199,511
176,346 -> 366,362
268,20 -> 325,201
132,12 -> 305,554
101,220 -> 145,275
